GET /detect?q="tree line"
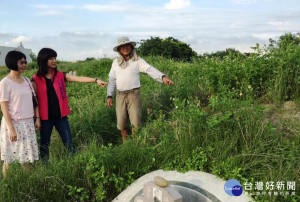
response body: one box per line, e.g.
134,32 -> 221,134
136,33 -> 300,61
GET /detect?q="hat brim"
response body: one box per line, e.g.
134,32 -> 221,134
113,42 -> 136,52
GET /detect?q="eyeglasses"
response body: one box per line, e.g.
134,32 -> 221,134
18,61 -> 27,65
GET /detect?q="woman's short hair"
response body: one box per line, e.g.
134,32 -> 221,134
5,51 -> 26,71
37,48 -> 57,77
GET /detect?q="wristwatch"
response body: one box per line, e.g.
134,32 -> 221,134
95,78 -> 98,83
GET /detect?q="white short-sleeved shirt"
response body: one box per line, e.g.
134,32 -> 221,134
0,76 -> 34,121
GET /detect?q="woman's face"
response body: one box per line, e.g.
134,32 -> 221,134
119,44 -> 132,56
47,57 -> 57,69
17,57 -> 27,73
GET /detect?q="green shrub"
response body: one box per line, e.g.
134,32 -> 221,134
137,37 -> 197,61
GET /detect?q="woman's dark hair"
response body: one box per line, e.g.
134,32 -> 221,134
37,48 -> 57,77
5,51 -> 26,71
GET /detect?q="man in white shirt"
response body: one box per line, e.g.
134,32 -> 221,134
107,36 -> 174,143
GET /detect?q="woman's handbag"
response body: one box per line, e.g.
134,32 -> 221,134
25,77 -> 38,108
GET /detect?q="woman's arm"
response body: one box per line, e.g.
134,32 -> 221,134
65,73 -> 107,87
32,81 -> 37,93
31,81 -> 41,130
34,105 -> 41,130
0,102 -> 17,142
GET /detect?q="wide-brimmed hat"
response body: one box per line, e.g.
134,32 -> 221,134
113,36 -> 136,52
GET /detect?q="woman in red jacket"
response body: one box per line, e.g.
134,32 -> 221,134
33,48 -> 106,161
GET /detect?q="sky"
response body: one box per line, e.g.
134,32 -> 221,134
1,0 -> 300,61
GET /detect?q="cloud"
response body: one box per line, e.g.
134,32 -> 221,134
12,36 -> 31,44
22,32 -> 117,61
59,31 -> 107,38
114,31 -> 169,39
268,21 -> 294,31
32,4 -> 74,16
231,0 -> 259,5
0,32 -> 14,39
164,0 -> 191,10
252,33 -> 281,40
32,4 -> 75,9
230,22 -> 248,29
0,34 -> 32,48
80,47 -> 114,59
82,4 -> 139,12
36,10 -> 64,16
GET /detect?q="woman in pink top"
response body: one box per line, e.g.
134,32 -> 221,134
0,51 -> 40,176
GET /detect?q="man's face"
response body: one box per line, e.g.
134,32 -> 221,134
119,44 -> 132,56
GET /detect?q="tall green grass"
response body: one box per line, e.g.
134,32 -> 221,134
0,35 -> 299,201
